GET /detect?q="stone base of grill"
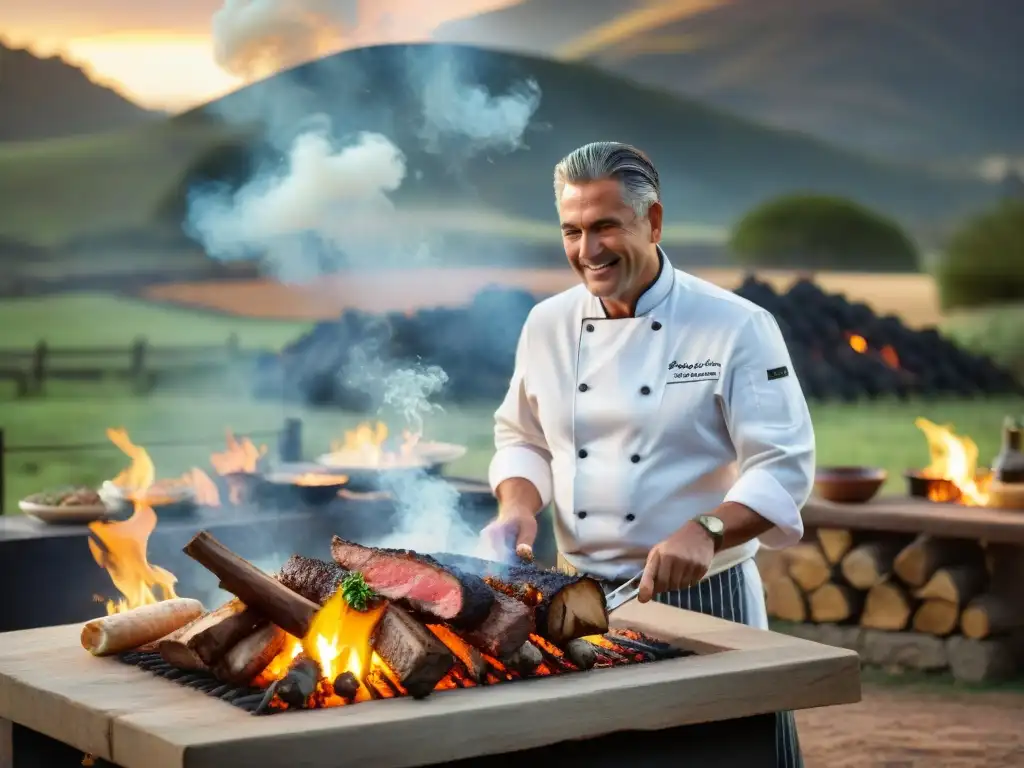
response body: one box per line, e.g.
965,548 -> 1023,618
118,632 -> 689,715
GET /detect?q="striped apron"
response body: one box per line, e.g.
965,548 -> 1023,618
560,555 -> 803,768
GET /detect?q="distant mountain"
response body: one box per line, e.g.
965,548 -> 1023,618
175,42 -> 995,231
0,42 -> 158,142
435,0 -> 1024,164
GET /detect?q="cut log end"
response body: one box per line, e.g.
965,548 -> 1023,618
912,599 -> 960,637
893,535 -> 979,588
840,539 -> 907,590
547,580 -> 608,643
817,529 -> 855,565
786,543 -> 832,592
765,574 -> 807,623
808,583 -> 863,624
861,580 -> 916,631
914,564 -> 986,607
960,594 -> 1024,640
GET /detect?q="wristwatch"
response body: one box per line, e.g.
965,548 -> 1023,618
694,514 -> 725,552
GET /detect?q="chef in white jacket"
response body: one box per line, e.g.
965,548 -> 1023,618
481,142 -> 815,767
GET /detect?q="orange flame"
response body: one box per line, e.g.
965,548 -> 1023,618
260,590 -> 385,706
210,431 -> 267,476
321,421 -> 421,468
847,334 -> 868,353
915,418 -> 991,506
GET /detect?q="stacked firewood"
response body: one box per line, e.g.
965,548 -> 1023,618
759,529 -> 1024,683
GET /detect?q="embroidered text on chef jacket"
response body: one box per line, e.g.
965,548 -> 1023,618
488,249 -> 816,582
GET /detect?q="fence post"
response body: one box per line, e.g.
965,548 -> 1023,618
130,338 -> 150,394
278,418 -> 303,463
0,428 -> 5,516
31,341 -> 47,395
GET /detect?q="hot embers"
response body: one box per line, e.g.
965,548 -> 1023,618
118,630 -> 688,716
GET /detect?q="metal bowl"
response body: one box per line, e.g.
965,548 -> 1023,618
262,464 -> 351,506
904,470 -> 962,503
814,466 -> 887,504
314,441 -> 467,493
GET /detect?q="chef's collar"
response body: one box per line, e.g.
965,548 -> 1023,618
595,245 -> 675,318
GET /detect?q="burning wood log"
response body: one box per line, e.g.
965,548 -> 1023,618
502,641 -> 543,675
80,598 -> 204,656
960,594 -> 1024,640
817,529 -> 856,565
330,538 -> 496,629
914,564 -> 986,607
861,579 -> 917,631
912,599 -> 960,636
187,599 -> 266,668
786,543 -> 833,592
427,552 -> 609,644
893,535 -> 974,587
183,531 -> 320,639
564,638 -> 597,670
428,625 -> 488,683
159,608 -> 247,670
213,623 -> 287,685
839,538 -> 908,589
371,604 -> 455,698
765,574 -> 807,622
808,583 -> 863,624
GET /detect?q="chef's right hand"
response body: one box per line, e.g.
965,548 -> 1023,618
478,506 -> 537,561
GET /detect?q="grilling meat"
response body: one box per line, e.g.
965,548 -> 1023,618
430,553 -> 608,644
331,537 -> 495,629
277,554 -> 347,605
459,590 -> 535,658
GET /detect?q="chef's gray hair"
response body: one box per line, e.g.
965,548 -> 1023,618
553,142 -> 661,217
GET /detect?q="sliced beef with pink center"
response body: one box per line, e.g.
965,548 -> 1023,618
330,536 -> 495,630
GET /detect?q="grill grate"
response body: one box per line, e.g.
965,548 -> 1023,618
119,631 -> 689,716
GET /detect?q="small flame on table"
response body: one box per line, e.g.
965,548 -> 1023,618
914,417 -> 991,506
320,421 -> 421,468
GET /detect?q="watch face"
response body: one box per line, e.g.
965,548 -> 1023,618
701,515 -> 725,535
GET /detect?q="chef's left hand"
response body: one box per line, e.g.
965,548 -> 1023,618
637,521 -> 715,603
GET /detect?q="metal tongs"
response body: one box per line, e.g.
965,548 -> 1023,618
604,569 -> 645,612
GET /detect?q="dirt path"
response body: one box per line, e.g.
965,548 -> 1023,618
798,684 -> 1024,767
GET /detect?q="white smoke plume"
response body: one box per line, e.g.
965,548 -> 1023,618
191,1 -> 541,557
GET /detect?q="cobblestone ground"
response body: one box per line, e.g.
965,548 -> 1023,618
798,684 -> 1024,767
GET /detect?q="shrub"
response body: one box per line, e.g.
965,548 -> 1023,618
941,303 -> 1024,383
729,194 -> 919,271
935,200 -> 1024,311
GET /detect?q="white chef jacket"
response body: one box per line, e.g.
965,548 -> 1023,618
488,249 -> 816,582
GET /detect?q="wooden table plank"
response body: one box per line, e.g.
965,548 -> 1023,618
803,495 -> 1024,543
0,603 -> 861,768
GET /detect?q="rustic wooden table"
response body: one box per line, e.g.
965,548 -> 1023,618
0,602 -> 860,768
803,495 -> 1024,543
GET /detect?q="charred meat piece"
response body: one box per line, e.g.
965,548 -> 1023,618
330,537 -> 495,629
430,553 -> 608,644
277,554 -> 347,605
459,590 -> 535,658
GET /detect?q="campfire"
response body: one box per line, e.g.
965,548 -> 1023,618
82,535 -> 682,715
910,418 -> 991,506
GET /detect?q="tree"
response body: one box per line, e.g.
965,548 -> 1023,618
729,194 -> 919,271
935,199 -> 1024,311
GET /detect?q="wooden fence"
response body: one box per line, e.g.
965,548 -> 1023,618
0,419 -> 303,515
0,335 -> 263,396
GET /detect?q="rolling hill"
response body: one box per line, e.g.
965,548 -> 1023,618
0,42 -> 999,276
0,42 -> 158,142
435,0 -> 1024,164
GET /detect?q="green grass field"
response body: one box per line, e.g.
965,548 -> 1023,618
0,293 -> 312,350
0,393 -> 1016,515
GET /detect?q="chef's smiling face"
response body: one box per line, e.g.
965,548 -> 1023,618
558,178 -> 663,317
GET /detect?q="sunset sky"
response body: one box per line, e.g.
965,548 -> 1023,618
3,0 -> 525,111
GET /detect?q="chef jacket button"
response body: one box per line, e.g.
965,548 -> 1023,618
625,513 -> 636,522
640,385 -> 651,395
630,454 -> 641,463
585,323 -> 595,332
651,321 -> 662,331
579,383 -> 588,392
578,448 -> 588,458
577,510 -> 587,519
